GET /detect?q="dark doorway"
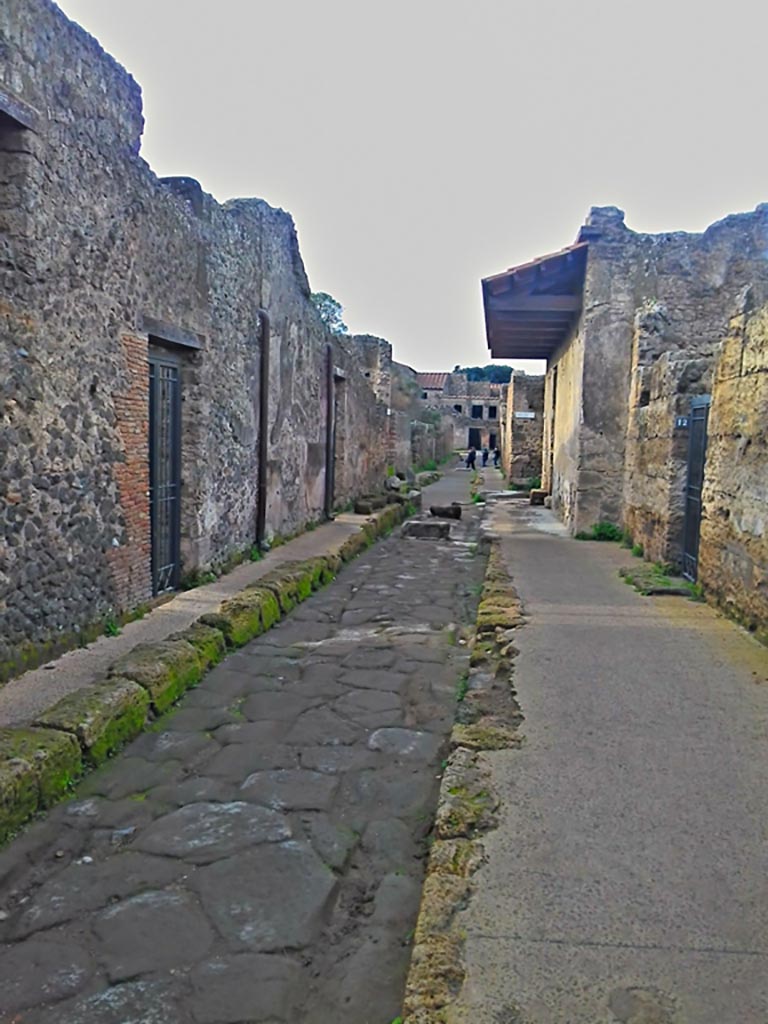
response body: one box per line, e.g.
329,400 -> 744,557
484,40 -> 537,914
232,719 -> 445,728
468,427 -> 482,448
149,349 -> 182,594
489,432 -> 497,450
682,395 -> 710,581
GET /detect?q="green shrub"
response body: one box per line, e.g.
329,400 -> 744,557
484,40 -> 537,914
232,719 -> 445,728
576,522 -> 623,542
591,522 -> 623,542
632,542 -> 644,558
527,475 -> 542,490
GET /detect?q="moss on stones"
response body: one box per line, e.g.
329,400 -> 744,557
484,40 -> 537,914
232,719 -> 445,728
0,727 -> 82,811
171,622 -> 227,669
109,638 -> 202,713
0,756 -> 40,844
451,721 -> 521,751
34,678 -> 149,766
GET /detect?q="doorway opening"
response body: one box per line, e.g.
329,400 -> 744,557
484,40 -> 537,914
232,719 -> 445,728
149,348 -> 182,594
682,395 -> 710,581
468,427 -> 482,448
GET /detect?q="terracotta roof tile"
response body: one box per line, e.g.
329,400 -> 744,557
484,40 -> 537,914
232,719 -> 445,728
417,372 -> 449,390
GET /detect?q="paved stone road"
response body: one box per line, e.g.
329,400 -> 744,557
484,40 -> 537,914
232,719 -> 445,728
0,471 -> 484,1024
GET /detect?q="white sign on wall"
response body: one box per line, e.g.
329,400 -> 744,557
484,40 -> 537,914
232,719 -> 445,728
514,411 -> 536,420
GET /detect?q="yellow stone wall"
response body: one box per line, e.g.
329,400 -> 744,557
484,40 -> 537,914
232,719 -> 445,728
699,307 -> 768,639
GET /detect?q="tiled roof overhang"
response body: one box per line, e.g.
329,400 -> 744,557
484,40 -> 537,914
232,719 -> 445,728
482,242 -> 588,360
417,372 -> 449,389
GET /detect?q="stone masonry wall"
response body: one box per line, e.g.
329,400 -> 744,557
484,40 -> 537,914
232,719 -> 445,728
0,0 -> 391,677
543,325 -> 584,528
502,373 -> 544,484
576,205 -> 768,536
699,302 -> 768,637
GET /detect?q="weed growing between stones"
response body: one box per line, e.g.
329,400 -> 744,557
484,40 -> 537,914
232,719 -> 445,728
103,615 -> 121,638
575,521 -> 623,542
455,673 -> 469,702
620,562 -> 699,597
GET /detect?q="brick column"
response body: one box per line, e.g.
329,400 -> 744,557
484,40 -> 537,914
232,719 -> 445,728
107,334 -> 152,609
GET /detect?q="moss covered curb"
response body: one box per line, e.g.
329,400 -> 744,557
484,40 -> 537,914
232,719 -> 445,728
402,540 -> 525,1023
0,504 -> 412,846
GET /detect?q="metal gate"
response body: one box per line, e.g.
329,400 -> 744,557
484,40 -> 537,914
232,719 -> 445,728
149,351 -> 182,594
682,395 -> 710,581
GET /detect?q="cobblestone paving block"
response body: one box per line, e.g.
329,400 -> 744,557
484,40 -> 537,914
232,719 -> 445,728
368,727 -> 443,760
128,728 -> 216,764
77,756 -> 184,801
109,639 -> 203,713
283,705 -> 364,746
93,889 -> 215,982
190,842 -> 336,952
11,850 -> 185,936
132,801 -> 291,863
205,741 -> 298,779
23,980 -> 187,1024
301,812 -> 359,869
34,678 -> 149,765
0,934 -> 94,1014
241,689 -> 321,722
239,768 -> 339,810
184,953 -> 305,1024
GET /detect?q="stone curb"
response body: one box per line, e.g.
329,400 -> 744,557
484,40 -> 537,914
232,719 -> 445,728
402,539 -> 525,1023
0,503 -> 411,846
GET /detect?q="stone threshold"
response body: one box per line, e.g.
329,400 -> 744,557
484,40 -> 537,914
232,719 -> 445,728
0,503 -> 412,846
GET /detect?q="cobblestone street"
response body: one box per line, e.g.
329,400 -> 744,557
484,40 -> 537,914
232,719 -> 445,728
0,472 -> 484,1024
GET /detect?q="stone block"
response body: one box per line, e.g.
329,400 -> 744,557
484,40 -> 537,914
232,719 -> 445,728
339,532 -> 370,563
0,727 -> 82,823
529,488 -> 547,505
0,755 -> 39,844
429,503 -> 462,519
202,587 -> 278,648
170,622 -> 226,669
109,639 -> 203,713
402,520 -> 450,540
35,678 -> 149,765
257,563 -> 314,610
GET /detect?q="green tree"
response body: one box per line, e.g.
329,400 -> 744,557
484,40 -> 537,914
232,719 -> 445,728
311,291 -> 348,334
455,364 -> 513,383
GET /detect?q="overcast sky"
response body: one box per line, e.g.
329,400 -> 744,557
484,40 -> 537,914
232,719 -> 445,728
58,0 -> 768,373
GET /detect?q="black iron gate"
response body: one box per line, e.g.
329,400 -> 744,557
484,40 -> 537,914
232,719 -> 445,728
682,395 -> 710,581
149,351 -> 182,594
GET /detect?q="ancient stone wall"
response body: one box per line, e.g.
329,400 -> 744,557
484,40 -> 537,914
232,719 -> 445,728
623,306 -> 711,565
699,303 -> 768,637
0,0 -> 391,676
502,373 -> 544,484
576,204 -> 768,536
543,326 -> 584,529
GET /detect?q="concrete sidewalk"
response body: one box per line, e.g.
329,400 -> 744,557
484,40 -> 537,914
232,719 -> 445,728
453,500 -> 768,1024
0,512 -> 390,728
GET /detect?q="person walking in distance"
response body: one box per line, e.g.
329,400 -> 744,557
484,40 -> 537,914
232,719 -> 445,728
493,447 -> 501,468
466,446 -> 477,470
481,446 -> 489,467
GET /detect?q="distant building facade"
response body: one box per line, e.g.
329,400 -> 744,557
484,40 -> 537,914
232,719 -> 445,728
417,372 -> 505,452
